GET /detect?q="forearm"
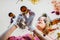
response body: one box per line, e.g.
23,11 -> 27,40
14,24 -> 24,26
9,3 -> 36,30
33,30 -> 46,40
0,25 -> 17,40
28,24 -> 46,40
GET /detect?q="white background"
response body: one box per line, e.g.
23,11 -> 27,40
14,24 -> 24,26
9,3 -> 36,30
0,0 -> 60,37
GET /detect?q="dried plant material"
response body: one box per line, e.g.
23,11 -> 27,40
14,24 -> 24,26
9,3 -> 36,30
57,32 -> 60,40
51,18 -> 60,25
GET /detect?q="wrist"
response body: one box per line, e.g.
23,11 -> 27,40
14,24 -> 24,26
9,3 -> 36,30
14,24 -> 18,28
28,26 -> 36,31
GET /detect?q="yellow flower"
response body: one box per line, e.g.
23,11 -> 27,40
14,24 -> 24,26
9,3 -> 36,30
30,0 -> 39,5
57,32 -> 60,38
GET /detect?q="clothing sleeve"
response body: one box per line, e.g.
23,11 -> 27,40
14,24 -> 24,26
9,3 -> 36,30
27,11 -> 35,26
27,11 -> 36,31
13,14 -> 23,26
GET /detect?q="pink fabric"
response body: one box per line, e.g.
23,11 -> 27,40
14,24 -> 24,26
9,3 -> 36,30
8,34 -> 40,40
24,34 -> 40,40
